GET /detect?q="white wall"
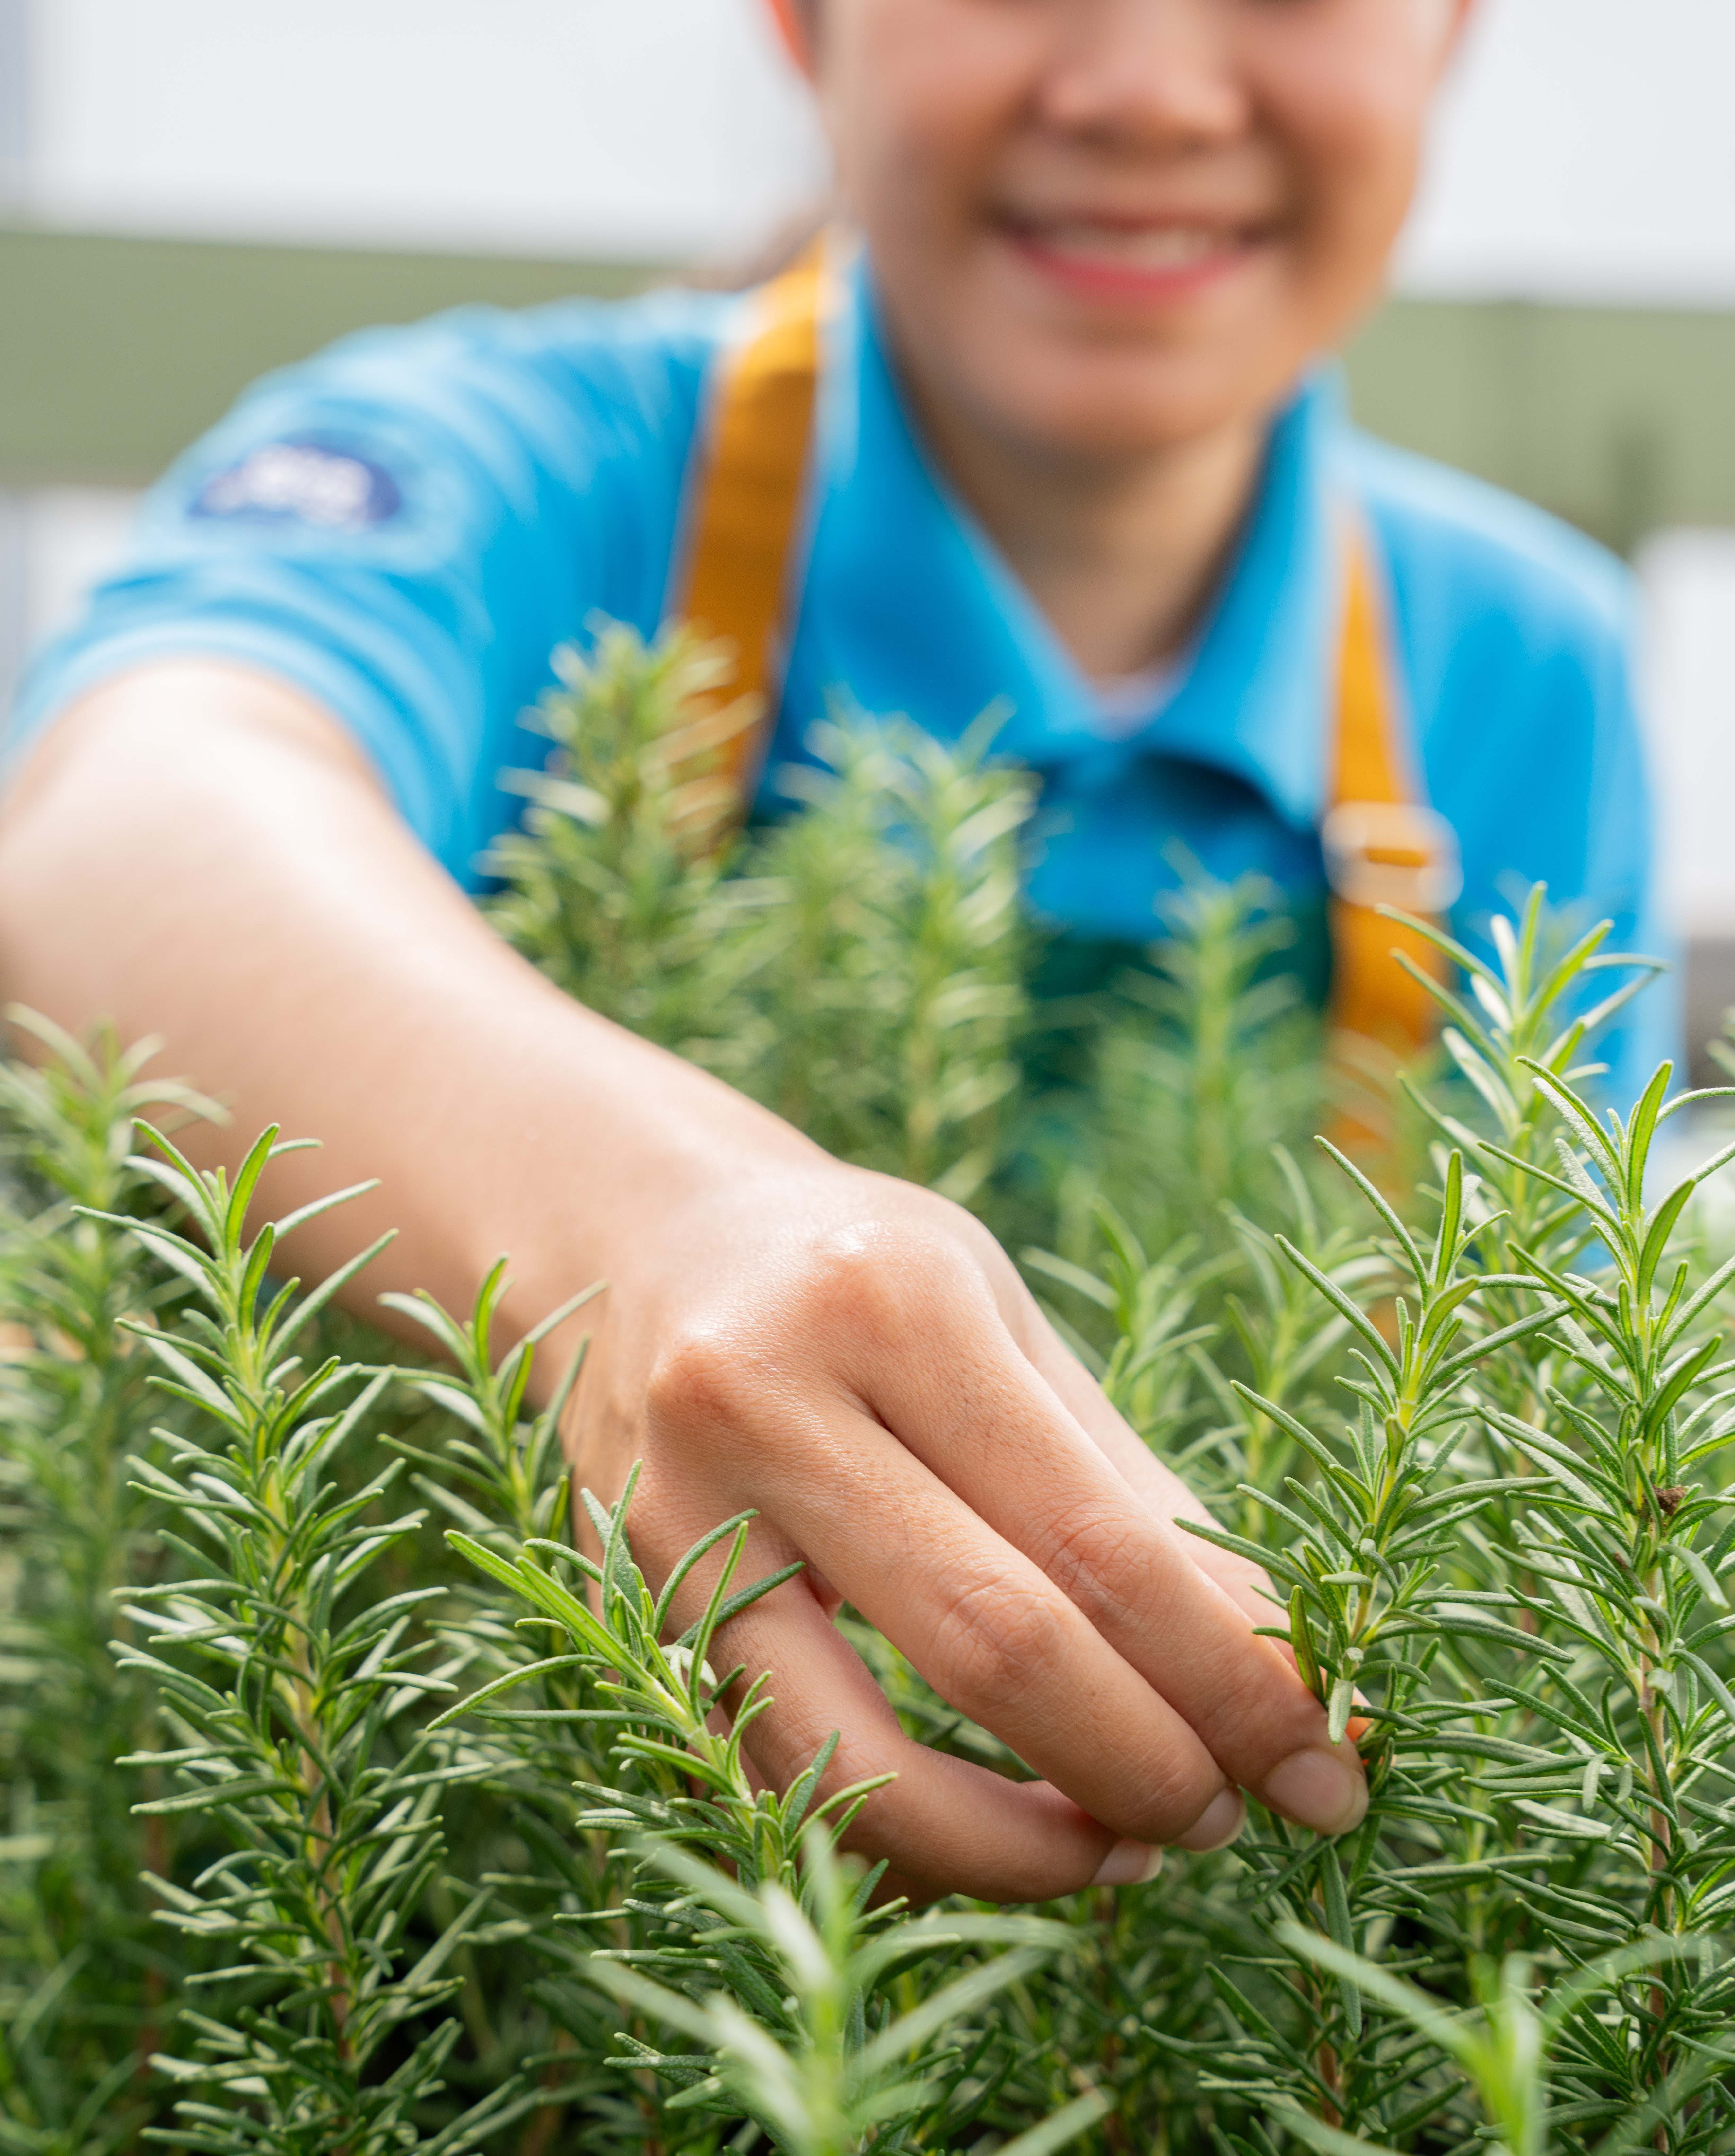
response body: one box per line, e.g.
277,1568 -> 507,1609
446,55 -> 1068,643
0,489 -> 140,734
1404,0 -> 1735,306
1641,533 -> 1735,942
19,489 -> 140,652
24,0 -> 828,260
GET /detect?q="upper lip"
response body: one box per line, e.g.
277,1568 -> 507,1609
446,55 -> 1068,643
994,203 -> 1276,239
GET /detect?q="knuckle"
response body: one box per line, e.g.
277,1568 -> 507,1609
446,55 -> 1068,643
1040,1504 -> 1148,1626
1156,1628 -> 1323,1784
794,1216 -> 949,1340
1144,1759 -> 1227,1842
932,1577 -> 1072,1718
643,1323 -> 756,1437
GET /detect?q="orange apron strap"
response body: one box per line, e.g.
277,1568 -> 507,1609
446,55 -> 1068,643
678,279 -> 1458,1065
674,240 -> 829,798
1324,524 -> 1461,1060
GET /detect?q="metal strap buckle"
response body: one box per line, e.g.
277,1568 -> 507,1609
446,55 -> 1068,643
1321,801 -> 1464,914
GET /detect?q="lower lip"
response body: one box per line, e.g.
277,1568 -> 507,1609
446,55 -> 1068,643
1003,224 -> 1258,305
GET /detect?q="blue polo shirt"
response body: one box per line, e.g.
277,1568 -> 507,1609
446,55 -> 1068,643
5,262 -> 1674,1102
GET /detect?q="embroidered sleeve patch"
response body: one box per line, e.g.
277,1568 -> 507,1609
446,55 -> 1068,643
190,438 -> 404,532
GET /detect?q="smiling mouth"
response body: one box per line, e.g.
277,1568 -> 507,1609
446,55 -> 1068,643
996,212 -> 1268,295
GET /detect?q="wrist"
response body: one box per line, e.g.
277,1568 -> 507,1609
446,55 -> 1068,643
476,988 -> 822,1378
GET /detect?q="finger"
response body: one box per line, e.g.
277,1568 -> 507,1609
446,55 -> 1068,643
753,1399 -> 1237,1849
1019,1328 -> 1360,1730
1021,1321 -> 1280,1626
715,1570 -> 1164,1903
613,1472 -> 1166,1899
969,1236 -> 1225,1542
843,1280 -> 1367,1839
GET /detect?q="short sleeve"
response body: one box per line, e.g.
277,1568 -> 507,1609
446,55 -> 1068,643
2,290 -> 729,887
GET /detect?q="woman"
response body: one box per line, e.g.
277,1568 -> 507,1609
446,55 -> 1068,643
0,0 -> 1666,1902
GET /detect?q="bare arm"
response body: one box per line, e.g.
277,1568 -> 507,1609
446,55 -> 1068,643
0,661 -> 808,1313
0,660 -> 1366,1900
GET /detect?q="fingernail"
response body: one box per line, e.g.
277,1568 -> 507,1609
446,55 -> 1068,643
1262,1748 -> 1368,1837
1174,1787 -> 1246,1854
1092,1838 -> 1163,1888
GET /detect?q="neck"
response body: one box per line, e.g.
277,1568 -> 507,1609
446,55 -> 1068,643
907,384 -> 1268,682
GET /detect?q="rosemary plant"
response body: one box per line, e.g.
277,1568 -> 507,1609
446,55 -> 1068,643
1281,1928 -> 1713,2156
489,626 -> 1034,1208
0,1015 -> 209,2152
575,1832 -> 1103,2156
96,1125 -> 529,2154
1467,1056 -> 1735,2147
485,621 -> 761,1058
746,712 -> 1033,1203
442,1487 -> 1086,2150
1063,874 -> 1328,1257
1116,900 -> 1735,2152
7,623 -> 1735,2153
384,1264 -> 1096,2154
1151,1140 -> 1565,2146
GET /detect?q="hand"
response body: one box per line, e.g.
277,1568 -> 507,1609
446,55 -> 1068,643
0,668 -> 1365,1904
572,1156 -> 1368,1904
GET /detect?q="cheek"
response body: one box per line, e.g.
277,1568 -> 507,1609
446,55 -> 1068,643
1264,34 -> 1437,290
818,0 -> 1029,237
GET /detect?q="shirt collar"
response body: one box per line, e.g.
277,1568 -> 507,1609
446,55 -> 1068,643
794,253 -> 1347,832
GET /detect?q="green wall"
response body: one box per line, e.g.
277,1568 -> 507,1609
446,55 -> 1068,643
1348,297 -> 1735,553
3,224 -> 1733,551
0,226 -> 653,485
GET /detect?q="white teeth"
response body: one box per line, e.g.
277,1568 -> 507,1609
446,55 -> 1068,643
1034,222 -> 1230,269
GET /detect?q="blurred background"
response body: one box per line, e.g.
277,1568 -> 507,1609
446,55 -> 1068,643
1,0 -> 1731,1053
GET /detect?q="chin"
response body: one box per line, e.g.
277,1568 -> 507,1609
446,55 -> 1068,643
977,353 -> 1280,464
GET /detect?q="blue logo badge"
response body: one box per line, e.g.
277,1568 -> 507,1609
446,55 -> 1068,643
191,438 -> 403,531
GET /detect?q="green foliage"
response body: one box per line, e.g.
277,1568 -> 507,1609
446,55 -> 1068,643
95,1123 -> 526,2153
484,623 -> 759,1056
4,622 -> 1734,2154
1063,875 -> 1328,1253
1278,1929 -> 1715,2156
0,1015 -> 210,2152
576,1833 -> 1099,2156
425,1432 -> 1082,2155
491,623 -> 1034,1203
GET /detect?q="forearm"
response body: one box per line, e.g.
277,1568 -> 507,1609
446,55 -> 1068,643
0,662 -> 815,1349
